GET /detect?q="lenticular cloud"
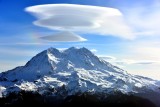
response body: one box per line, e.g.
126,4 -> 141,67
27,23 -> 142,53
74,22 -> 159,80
25,4 -> 134,40
40,31 -> 87,42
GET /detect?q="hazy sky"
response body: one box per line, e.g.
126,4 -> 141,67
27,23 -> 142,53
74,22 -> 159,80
0,0 -> 160,80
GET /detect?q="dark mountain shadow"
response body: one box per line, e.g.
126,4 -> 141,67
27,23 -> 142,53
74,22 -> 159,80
0,91 -> 156,107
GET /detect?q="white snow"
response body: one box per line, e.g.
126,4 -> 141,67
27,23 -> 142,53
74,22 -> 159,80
17,82 -> 37,91
0,86 -> 6,97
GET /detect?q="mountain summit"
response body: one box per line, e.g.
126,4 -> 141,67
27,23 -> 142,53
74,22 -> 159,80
0,47 -> 126,81
0,47 -> 159,105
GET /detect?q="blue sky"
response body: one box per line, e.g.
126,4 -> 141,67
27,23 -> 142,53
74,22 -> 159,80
0,0 -> 160,80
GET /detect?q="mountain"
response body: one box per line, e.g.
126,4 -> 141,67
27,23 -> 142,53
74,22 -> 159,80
0,47 -> 160,106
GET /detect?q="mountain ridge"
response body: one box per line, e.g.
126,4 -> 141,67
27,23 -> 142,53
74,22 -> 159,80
0,47 -> 159,102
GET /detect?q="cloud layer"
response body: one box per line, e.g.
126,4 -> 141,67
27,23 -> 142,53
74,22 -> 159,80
25,4 -> 134,39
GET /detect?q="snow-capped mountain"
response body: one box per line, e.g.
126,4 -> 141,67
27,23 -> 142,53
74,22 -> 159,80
0,47 -> 159,98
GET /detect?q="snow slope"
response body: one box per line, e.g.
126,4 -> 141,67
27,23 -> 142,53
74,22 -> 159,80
0,47 -> 159,97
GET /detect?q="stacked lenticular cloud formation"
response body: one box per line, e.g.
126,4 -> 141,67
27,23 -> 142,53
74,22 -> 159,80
25,4 -> 134,42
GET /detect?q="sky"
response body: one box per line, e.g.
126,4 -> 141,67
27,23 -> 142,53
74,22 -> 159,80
0,0 -> 160,80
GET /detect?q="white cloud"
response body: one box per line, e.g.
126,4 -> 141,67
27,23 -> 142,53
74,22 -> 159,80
135,62 -> 155,65
100,55 -> 159,67
116,59 -> 159,65
39,31 -> 87,42
99,55 -> 116,61
99,55 -> 126,68
25,4 -> 134,39
90,49 -> 97,53
57,48 -> 67,51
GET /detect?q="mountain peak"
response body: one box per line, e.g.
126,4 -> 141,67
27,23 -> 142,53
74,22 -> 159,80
68,46 -> 78,50
46,47 -> 92,55
47,47 -> 59,51
64,47 -> 93,55
47,47 -> 60,56
79,47 -> 93,54
0,47 -> 108,81
67,46 -> 90,51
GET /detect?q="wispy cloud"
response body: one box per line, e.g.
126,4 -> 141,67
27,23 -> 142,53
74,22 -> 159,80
99,55 -> 116,61
122,0 -> 160,37
115,59 -> 160,65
